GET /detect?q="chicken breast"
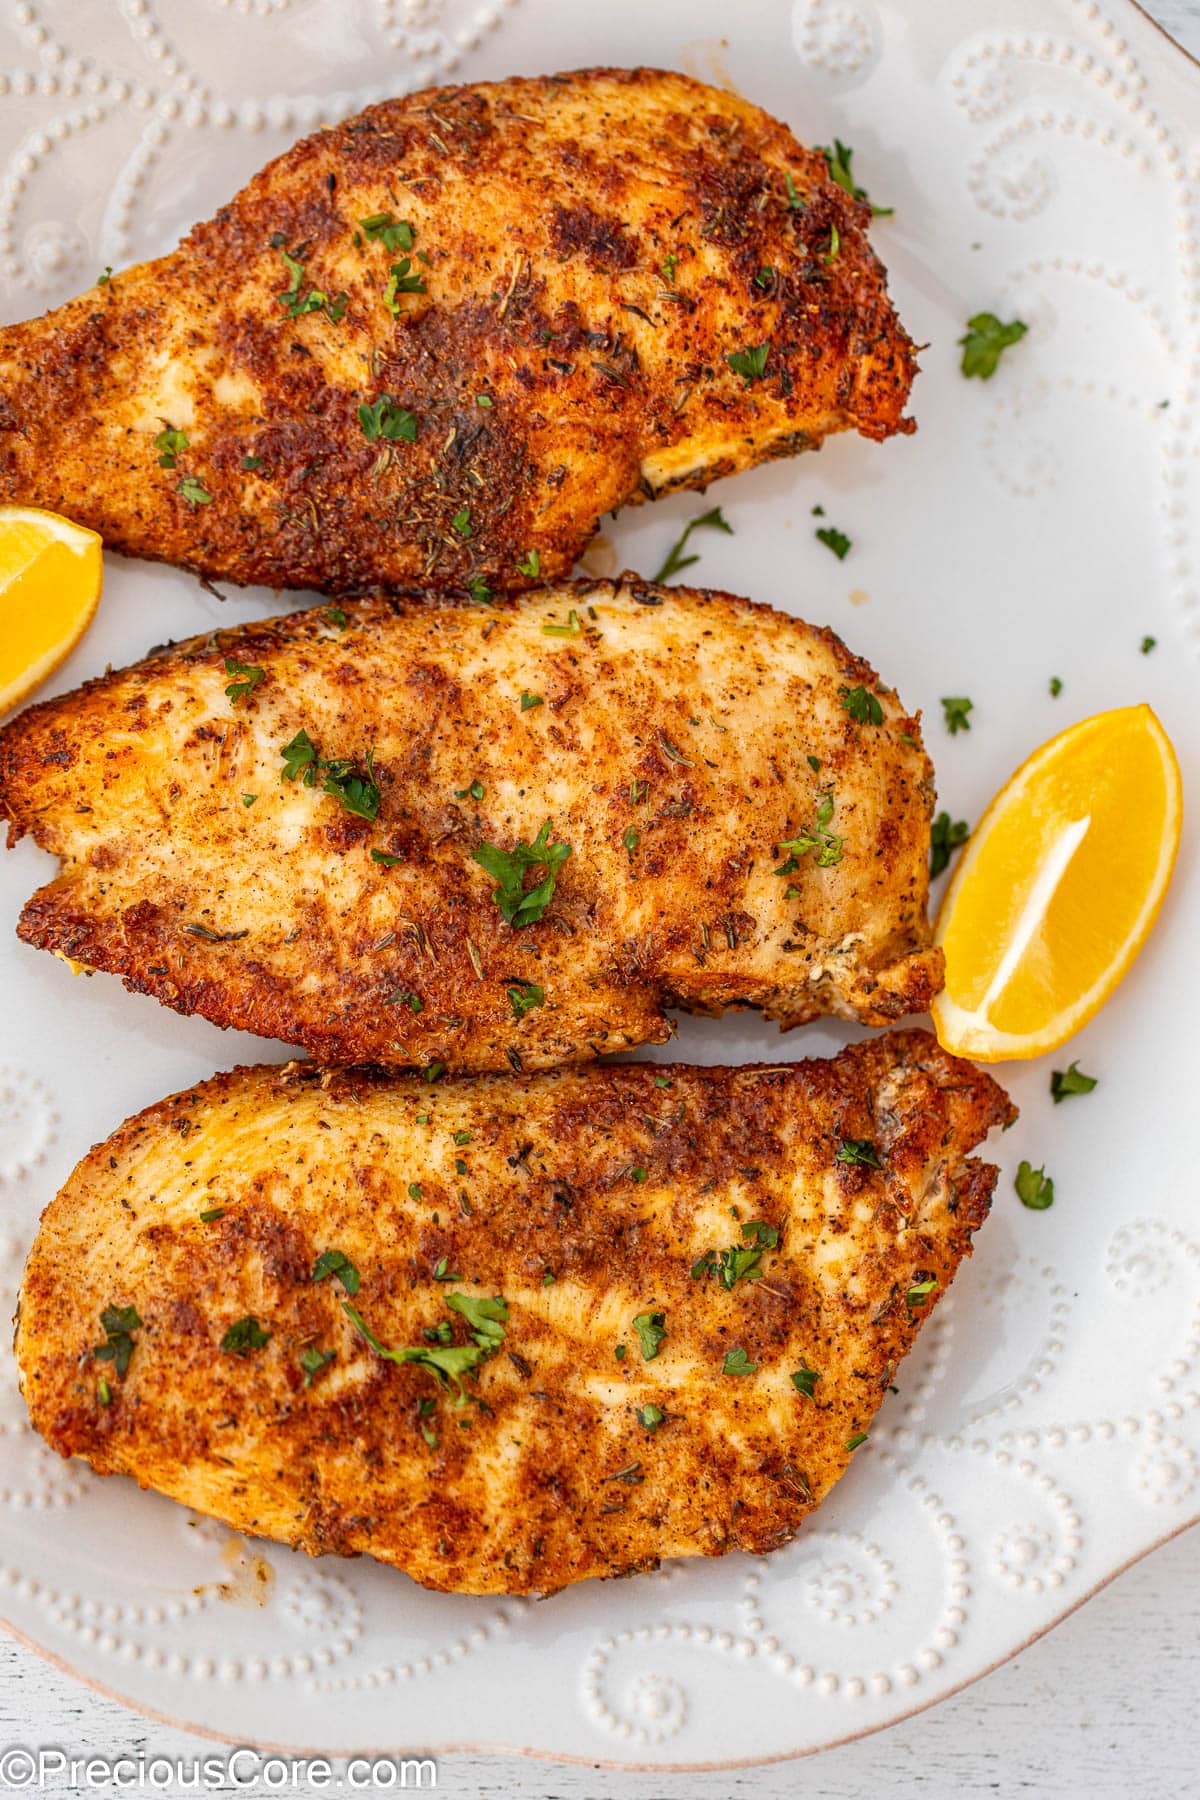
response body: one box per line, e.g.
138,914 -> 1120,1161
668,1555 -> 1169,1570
0,579 -> 942,1069
16,1033 -> 1013,1595
0,68 -> 915,596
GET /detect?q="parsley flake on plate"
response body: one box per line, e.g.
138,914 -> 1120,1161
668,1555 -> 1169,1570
1051,1061 -> 1097,1103
905,1276 -> 938,1310
791,1364 -> 819,1399
722,1347 -> 758,1376
815,525 -> 851,560
941,695 -> 974,735
280,731 -> 380,821
638,1404 -> 665,1430
959,312 -> 1027,379
652,505 -> 733,584
1016,1160 -> 1055,1210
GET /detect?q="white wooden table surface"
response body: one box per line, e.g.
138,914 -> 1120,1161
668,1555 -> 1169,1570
3,5 -> 1199,1795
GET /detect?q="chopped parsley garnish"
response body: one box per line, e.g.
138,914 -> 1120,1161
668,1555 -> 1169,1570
726,341 -> 770,384
1049,677 -> 1063,697
476,393 -> 494,407
823,222 -> 841,263
154,425 -> 189,469
199,1206 -> 225,1222
383,257 -> 427,315
638,1404 -> 665,1430
775,793 -> 843,873
959,312 -> 1027,379
542,609 -> 581,638
221,1315 -> 271,1356
815,524 -> 851,560
299,1347 -> 335,1386
371,849 -> 403,867
661,253 -> 679,284
506,979 -> 545,1018
941,695 -> 973,735
360,211 -> 415,252
623,824 -> 639,856
445,1291 -> 509,1347
1016,1160 -> 1055,1210
905,1276 -> 938,1310
839,684 -> 882,725
97,1378 -> 111,1406
791,1364 -> 819,1399
241,794 -> 257,807
930,812 -> 970,879
836,1137 -> 881,1168
342,1292 -> 508,1401
456,778 -> 485,802
311,1248 -> 360,1296
755,266 -> 774,289
357,395 -> 418,443
615,1344 -> 627,1362
633,1311 -> 667,1361
468,578 -> 492,606
423,1062 -> 445,1084
223,656 -> 265,705
280,731 -> 380,820
385,988 -> 422,1011
1051,1061 -> 1097,1103
807,754 -> 821,773
473,820 -> 571,927
846,1432 -> 869,1451
451,507 -> 472,538
654,1074 -> 672,1088
242,455 -> 264,471
784,170 -> 805,211
272,235 -> 348,322
177,476 -> 212,507
722,1347 -> 758,1376
519,690 -> 543,711
652,505 -> 734,584
818,139 -> 893,215
98,267 -> 112,285
432,1257 -> 460,1281
691,1221 -> 779,1290
93,1304 -> 141,1380
1141,635 -> 1157,654
516,549 -> 541,578
323,606 -> 348,630
409,1182 -> 423,1201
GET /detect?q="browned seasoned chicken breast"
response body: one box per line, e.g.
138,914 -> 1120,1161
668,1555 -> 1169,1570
0,68 -> 915,596
16,1034 -> 1013,1595
0,579 -> 942,1069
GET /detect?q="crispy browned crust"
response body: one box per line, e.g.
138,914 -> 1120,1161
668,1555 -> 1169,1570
0,578 -> 942,1069
0,68 -> 915,595
16,1033 -> 1014,1595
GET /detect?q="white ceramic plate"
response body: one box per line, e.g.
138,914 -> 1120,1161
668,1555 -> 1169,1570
0,0 -> 1197,1768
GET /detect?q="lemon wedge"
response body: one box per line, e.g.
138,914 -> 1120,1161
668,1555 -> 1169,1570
932,704 -> 1182,1061
0,505 -> 103,718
